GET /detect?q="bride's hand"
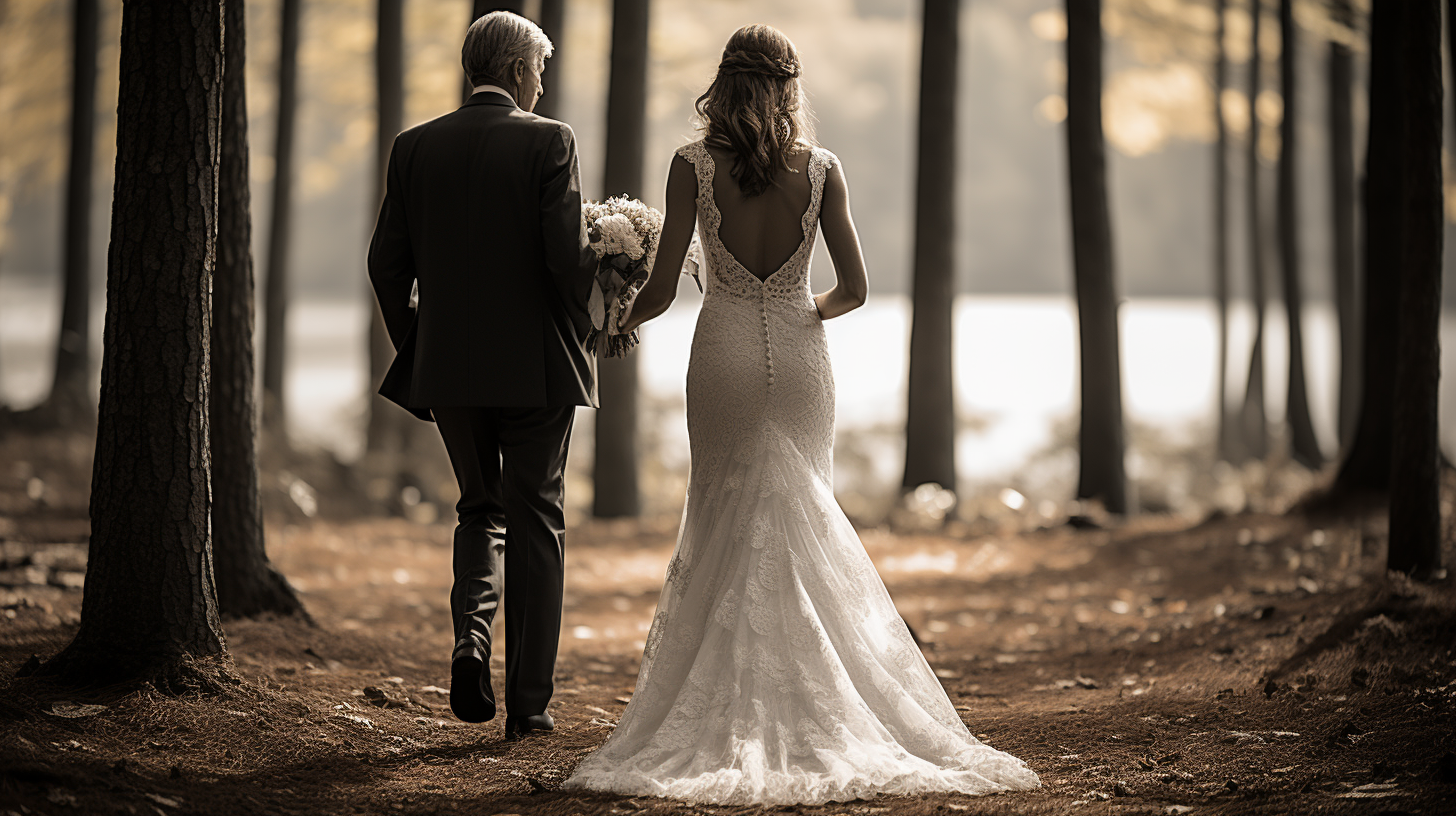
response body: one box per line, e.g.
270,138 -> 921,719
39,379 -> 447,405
617,298 -> 636,333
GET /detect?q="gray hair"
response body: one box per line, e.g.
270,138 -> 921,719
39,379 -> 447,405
462,11 -> 553,87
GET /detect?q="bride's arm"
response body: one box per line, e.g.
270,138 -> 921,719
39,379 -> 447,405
620,155 -> 697,334
813,161 -> 869,320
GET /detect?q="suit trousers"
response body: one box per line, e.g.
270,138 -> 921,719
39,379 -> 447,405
432,405 -> 575,717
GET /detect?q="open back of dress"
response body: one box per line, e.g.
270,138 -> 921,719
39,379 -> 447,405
706,144 -> 815,282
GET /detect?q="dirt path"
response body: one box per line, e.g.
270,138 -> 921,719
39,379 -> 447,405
2,504 -> 1454,815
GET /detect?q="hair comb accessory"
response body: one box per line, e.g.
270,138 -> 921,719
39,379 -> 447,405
718,49 -> 801,79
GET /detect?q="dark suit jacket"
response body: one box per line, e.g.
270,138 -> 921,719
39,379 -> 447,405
368,91 -> 599,420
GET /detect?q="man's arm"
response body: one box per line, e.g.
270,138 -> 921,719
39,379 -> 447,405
368,138 -> 415,350
539,123 -> 596,340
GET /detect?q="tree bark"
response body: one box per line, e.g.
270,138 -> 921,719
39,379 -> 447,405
1387,0 -> 1442,578
1329,0 -> 1358,451
1276,0 -> 1323,468
367,0 -> 407,461
592,0 -> 649,518
1213,0 -> 1233,461
1330,0 -> 1401,496
261,0 -> 300,435
534,0 -> 567,120
462,0 -> 524,103
902,0 -> 959,494
1065,0 -> 1126,514
47,0 -> 100,425
40,0 -> 227,685
214,0 -> 308,621
1240,0 -> 1269,461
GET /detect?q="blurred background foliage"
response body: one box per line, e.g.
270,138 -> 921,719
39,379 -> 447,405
2,0 -> 1422,301
1,0 -> 1449,526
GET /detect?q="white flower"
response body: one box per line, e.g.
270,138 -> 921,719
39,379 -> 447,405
583,196 -> 665,262
594,213 -> 646,260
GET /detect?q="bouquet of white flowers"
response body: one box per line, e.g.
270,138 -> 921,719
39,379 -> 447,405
582,196 -> 701,357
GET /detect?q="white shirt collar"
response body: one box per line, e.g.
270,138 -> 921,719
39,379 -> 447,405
471,84 -> 517,106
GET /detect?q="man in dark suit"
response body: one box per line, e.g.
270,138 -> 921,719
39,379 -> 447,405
368,10 -> 597,738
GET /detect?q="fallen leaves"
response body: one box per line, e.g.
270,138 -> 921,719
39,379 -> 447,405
1336,782 -> 1405,799
361,686 -> 408,709
330,712 -> 374,730
45,702 -> 107,718
1136,751 -> 1180,769
1034,676 -> 1099,691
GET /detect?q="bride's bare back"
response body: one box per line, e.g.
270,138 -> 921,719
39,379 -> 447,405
623,143 -> 868,329
705,144 -> 814,282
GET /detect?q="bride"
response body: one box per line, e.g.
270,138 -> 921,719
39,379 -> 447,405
563,24 -> 1041,805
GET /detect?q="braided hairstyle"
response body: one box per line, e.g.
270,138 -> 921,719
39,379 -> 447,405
694,25 -> 816,197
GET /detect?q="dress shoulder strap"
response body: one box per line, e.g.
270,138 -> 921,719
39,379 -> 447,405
674,140 -> 716,211
675,140 -> 710,166
810,145 -> 839,174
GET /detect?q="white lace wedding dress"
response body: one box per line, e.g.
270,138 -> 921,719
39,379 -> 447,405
563,141 -> 1041,805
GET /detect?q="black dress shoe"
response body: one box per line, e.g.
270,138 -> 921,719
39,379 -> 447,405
504,712 -> 554,738
449,643 -> 496,723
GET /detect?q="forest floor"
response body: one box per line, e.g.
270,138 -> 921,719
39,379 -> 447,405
1,431 -> 1455,815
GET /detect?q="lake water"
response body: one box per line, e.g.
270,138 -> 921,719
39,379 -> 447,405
4,276 -> 1454,501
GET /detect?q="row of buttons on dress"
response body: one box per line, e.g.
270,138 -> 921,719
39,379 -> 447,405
762,289 -> 775,391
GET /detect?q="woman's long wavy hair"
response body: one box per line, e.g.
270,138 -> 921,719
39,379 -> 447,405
695,25 -> 816,197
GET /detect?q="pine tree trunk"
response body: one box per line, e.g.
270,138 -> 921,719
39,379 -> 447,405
261,0 -> 300,435
592,0 -> 648,518
1281,0 -> 1327,466
1330,0 -> 1402,496
367,0 -> 407,462
1214,0 -> 1233,461
47,0 -> 100,425
903,0 -> 959,494
214,0 -> 308,621
1329,0 -> 1358,451
1387,0 -> 1442,578
533,0 -> 567,120
1277,0 -> 1323,468
1450,0 -> 1456,146
40,0 -> 227,686
1240,0 -> 1269,461
1065,0 -> 1127,514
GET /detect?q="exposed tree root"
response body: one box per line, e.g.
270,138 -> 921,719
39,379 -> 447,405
25,649 -> 242,698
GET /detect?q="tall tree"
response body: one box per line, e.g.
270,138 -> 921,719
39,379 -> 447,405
1064,0 -> 1126,513
534,0 -> 567,120
593,0 -> 649,518
367,0 -> 406,460
902,0 -> 959,495
214,0 -> 308,620
1329,0 -> 1358,450
462,0 -> 524,103
46,0 -> 100,424
1276,0 -> 1322,468
39,0 -> 226,685
1213,0 -> 1233,461
1387,0 -> 1442,578
1329,0 -> 1401,497
261,0 -> 300,434
1239,0 -> 1269,461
